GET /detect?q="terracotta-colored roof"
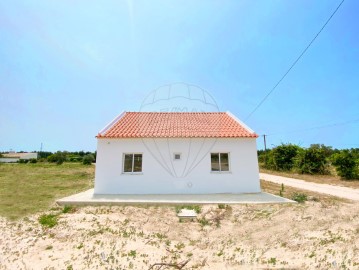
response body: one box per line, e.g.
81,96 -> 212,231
97,112 -> 258,138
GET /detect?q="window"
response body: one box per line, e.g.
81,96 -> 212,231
123,153 -> 142,173
211,153 -> 229,172
174,153 -> 181,160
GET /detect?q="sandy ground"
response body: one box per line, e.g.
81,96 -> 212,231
1,201 -> 358,270
260,173 -> 359,201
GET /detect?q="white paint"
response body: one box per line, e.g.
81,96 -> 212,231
94,137 -> 260,194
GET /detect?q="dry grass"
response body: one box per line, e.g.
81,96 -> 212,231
0,163 -> 94,220
1,163 -> 359,269
260,168 -> 359,189
260,180 -> 349,204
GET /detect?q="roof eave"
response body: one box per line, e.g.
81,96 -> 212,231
226,111 -> 258,137
96,111 -> 126,138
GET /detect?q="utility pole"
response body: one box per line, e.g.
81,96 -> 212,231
40,143 -> 43,158
263,134 -> 267,166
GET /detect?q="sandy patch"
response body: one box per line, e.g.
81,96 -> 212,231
0,202 -> 358,269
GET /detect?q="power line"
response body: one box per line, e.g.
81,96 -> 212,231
245,0 -> 345,120
266,117 -> 359,136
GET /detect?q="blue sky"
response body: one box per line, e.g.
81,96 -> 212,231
0,0 -> 358,152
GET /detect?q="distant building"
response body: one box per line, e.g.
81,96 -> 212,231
0,152 -> 38,163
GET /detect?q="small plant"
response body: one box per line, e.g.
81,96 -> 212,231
175,242 -> 185,250
45,245 -> 53,250
77,243 -> 84,249
218,204 -> 226,209
292,192 -> 307,203
39,214 -> 58,228
198,218 -> 209,227
165,239 -> 171,246
268,257 -> 277,265
128,250 -> 137,258
154,233 -> 167,240
62,205 -> 74,214
279,183 -> 285,197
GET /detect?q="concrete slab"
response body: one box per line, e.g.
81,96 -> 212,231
57,189 -> 295,205
177,209 -> 198,218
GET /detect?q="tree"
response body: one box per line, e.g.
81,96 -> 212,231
266,144 -> 301,171
38,151 -> 53,159
82,154 -> 95,165
332,150 -> 358,180
296,145 -> 329,174
47,152 -> 66,165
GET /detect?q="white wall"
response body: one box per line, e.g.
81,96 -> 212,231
94,138 -> 261,194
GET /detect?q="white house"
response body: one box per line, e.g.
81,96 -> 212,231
94,112 -> 261,195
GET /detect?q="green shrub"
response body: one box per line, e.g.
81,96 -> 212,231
19,159 -> 29,164
47,152 -> 66,165
82,154 -> 95,165
62,205 -> 74,214
296,145 -> 329,175
265,144 -> 301,171
39,214 -> 58,228
198,218 -> 210,226
29,158 -> 37,164
292,193 -> 307,203
332,150 -> 359,180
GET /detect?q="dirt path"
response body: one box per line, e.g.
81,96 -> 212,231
260,173 -> 359,201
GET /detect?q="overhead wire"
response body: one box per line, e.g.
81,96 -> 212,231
245,0 -> 345,120
264,117 -> 359,137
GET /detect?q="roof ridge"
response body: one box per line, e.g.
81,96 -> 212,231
97,111 -> 258,138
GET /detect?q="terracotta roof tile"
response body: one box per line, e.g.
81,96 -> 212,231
97,112 -> 258,138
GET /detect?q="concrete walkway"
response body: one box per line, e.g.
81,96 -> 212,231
57,189 -> 294,205
260,173 -> 359,201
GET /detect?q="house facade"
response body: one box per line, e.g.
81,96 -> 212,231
94,112 -> 260,195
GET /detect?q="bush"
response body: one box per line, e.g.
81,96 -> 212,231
39,214 -> 58,228
266,144 -> 301,171
67,155 -> 82,162
18,159 -> 29,164
296,145 -> 329,175
29,158 -> 37,163
62,205 -> 75,214
47,152 -> 66,165
332,150 -> 359,180
292,192 -> 307,203
82,154 -> 95,165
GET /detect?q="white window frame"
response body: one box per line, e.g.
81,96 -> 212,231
122,153 -> 143,174
210,152 -> 231,173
